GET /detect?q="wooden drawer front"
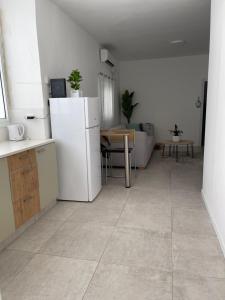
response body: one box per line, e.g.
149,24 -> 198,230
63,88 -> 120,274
10,167 -> 39,203
22,192 -> 40,223
12,200 -> 23,229
8,150 -> 36,172
8,150 -> 41,229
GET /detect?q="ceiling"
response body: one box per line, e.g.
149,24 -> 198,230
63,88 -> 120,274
51,0 -> 211,61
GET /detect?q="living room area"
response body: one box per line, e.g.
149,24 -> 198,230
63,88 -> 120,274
105,53 -> 208,174
97,1 -> 209,174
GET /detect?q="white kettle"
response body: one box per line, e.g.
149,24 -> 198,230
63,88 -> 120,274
7,124 -> 25,141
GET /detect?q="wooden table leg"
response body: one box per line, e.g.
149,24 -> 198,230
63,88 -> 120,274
124,135 -> 131,188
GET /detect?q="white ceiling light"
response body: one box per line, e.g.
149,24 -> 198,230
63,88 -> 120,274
170,40 -> 186,45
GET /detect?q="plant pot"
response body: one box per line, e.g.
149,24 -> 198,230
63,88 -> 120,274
71,90 -> 80,98
172,135 -> 181,142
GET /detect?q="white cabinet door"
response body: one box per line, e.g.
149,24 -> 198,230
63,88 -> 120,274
36,143 -> 58,209
0,158 -> 15,243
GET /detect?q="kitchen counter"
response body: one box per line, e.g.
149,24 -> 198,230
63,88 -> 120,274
0,139 -> 55,159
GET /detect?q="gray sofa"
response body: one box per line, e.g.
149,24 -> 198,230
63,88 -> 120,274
109,124 -> 155,168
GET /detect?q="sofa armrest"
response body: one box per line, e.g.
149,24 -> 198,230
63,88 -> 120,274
135,131 -> 148,145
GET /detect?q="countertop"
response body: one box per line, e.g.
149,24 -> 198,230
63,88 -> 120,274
0,139 -> 55,159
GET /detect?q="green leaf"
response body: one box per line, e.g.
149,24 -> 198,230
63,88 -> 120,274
121,90 -> 139,123
67,69 -> 83,90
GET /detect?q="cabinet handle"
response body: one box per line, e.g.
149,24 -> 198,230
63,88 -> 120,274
37,148 -> 46,154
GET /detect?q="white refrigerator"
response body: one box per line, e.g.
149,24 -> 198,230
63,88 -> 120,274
49,97 -> 102,202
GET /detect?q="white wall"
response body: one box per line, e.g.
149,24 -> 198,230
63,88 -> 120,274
0,0 -> 120,139
0,0 -> 48,139
202,0 -> 225,255
120,55 -> 209,145
35,0 -> 120,130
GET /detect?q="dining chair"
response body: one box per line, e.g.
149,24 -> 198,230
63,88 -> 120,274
102,129 -> 136,184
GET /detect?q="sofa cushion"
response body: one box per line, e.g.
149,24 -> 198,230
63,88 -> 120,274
126,123 -> 141,131
140,123 -> 154,136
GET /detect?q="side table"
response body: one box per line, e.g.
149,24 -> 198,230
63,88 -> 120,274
161,140 -> 194,162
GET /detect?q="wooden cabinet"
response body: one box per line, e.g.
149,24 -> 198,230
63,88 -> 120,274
0,158 -> 15,241
0,142 -> 58,246
36,144 -> 58,209
8,150 -> 40,228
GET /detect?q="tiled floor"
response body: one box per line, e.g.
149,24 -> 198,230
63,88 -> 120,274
1,151 -> 225,299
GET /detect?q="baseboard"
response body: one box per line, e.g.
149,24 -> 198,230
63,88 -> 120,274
201,189 -> 225,258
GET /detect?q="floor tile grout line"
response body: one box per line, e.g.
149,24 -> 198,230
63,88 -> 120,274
81,191 -> 131,299
169,162 -> 174,300
2,214 -> 75,291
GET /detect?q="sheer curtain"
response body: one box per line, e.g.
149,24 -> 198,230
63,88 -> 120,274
98,73 -> 114,128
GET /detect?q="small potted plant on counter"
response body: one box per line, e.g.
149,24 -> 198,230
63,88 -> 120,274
169,124 -> 183,142
67,69 -> 83,97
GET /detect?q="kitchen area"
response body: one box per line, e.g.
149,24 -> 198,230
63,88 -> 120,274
0,95 -> 133,254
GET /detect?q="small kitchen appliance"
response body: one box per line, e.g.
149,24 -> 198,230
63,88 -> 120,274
7,124 -> 25,141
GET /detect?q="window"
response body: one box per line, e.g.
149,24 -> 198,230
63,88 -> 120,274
0,68 -> 6,119
98,73 -> 114,128
0,25 -> 7,120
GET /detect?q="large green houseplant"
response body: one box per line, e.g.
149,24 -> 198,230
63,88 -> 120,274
121,90 -> 139,124
67,69 -> 83,97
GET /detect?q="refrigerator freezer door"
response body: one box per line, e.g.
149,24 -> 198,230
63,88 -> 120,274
84,97 -> 100,128
50,98 -> 89,201
86,126 -> 102,201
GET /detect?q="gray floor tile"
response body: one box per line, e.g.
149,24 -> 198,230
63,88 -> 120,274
129,188 -> 171,207
0,249 -> 34,290
41,224 -> 113,261
173,207 -> 215,236
171,190 -> 205,209
2,254 -> 97,300
7,219 -> 63,253
83,263 -> 172,300
102,227 -> 172,271
41,201 -> 77,221
173,272 -> 225,300
67,205 -> 122,226
173,233 -> 223,256
135,173 -> 170,190
118,198 -> 172,237
173,251 -> 225,279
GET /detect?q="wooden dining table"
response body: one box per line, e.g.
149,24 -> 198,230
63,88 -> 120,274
100,129 -> 131,188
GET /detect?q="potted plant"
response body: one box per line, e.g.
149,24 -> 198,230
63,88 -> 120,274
169,124 -> 183,142
67,69 -> 83,97
121,90 -> 139,124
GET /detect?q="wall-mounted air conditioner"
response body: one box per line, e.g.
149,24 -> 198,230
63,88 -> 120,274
100,49 -> 115,67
